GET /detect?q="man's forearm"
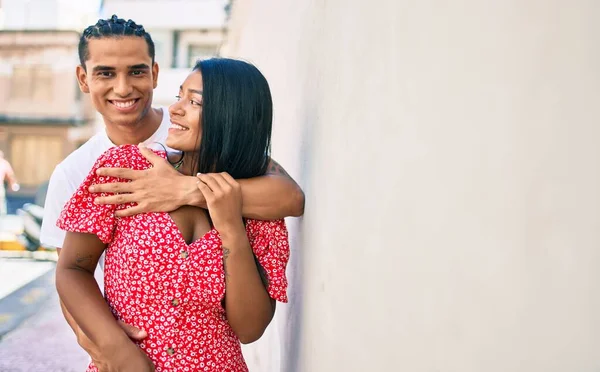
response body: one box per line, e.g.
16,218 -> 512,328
183,174 -> 304,220
238,175 -> 304,219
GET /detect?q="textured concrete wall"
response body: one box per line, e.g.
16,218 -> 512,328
223,1 -> 600,371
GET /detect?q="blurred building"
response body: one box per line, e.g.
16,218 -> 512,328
100,0 -> 228,107
0,0 -> 100,31
0,1 -> 97,198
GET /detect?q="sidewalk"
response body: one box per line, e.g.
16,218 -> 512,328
0,287 -> 89,371
0,258 -> 89,371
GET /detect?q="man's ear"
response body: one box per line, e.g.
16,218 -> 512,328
76,65 -> 90,93
152,62 -> 159,89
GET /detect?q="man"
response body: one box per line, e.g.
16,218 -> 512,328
40,15 -> 304,369
0,150 -> 19,215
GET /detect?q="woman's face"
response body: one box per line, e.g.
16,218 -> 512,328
166,70 -> 203,152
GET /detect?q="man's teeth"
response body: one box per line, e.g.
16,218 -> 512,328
170,123 -> 188,130
112,100 -> 136,108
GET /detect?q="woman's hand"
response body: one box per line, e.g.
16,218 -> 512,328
196,172 -> 245,237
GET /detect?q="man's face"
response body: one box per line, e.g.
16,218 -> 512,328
76,36 -> 159,127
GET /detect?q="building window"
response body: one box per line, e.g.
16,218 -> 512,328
11,66 -> 33,100
187,44 -> 218,67
32,65 -> 53,101
10,65 -> 54,101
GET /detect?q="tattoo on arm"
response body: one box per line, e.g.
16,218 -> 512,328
268,160 -> 291,179
75,253 -> 92,266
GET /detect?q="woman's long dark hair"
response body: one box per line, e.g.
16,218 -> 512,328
193,58 -> 272,179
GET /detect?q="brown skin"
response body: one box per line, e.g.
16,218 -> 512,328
0,151 -> 18,190
57,70 -> 279,371
60,36 -> 303,369
91,150 -> 303,219
76,37 -> 161,146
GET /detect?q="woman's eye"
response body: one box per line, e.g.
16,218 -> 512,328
190,100 -> 202,106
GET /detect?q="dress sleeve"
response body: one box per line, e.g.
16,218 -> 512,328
56,146 -> 126,244
246,219 -> 290,303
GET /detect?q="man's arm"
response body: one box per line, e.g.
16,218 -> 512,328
91,145 -> 305,219
195,158 -> 304,219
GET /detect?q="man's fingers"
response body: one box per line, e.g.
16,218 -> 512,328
115,205 -> 145,217
138,143 -> 165,166
96,167 -> 143,180
117,320 -> 147,340
89,181 -> 134,194
94,193 -> 135,206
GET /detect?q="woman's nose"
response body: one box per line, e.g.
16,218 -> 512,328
169,101 -> 185,116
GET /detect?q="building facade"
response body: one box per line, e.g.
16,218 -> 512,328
0,30 -> 95,195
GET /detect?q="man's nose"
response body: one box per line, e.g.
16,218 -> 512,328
113,76 -> 133,97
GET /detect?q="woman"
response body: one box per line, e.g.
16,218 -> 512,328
56,58 -> 289,372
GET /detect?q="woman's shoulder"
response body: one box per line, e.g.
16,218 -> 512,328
97,144 -> 165,170
245,219 -> 288,239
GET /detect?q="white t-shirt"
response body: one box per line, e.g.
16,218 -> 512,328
40,108 -> 171,250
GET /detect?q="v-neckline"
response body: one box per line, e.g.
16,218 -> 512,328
163,212 -> 218,248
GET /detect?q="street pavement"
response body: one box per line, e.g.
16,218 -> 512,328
0,258 -> 89,371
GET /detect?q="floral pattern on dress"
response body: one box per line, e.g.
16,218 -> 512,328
57,145 -> 290,372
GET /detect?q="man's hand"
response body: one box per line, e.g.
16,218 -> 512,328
77,320 -> 149,371
99,336 -> 155,372
89,144 -> 201,217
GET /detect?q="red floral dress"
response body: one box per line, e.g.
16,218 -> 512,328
57,145 -> 290,372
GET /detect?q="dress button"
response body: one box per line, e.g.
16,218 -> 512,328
166,347 -> 175,356
180,251 -> 189,259
171,299 -> 180,307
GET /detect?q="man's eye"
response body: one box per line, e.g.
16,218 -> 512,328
99,72 -> 112,77
131,71 -> 144,76
175,95 -> 182,101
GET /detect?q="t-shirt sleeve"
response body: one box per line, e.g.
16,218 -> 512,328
56,147 -> 124,244
246,219 -> 290,303
40,165 -> 76,249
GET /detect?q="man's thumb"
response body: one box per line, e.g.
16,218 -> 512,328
138,143 -> 163,166
118,320 -> 148,340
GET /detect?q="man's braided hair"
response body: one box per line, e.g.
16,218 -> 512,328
78,14 -> 155,69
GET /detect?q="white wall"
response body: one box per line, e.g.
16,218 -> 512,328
223,1 -> 600,371
1,0 -> 98,30
101,0 -> 227,29
2,0 -> 59,29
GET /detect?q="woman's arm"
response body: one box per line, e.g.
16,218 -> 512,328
56,232 -> 129,351
197,173 -> 282,343
56,233 -> 154,371
220,226 -> 276,343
